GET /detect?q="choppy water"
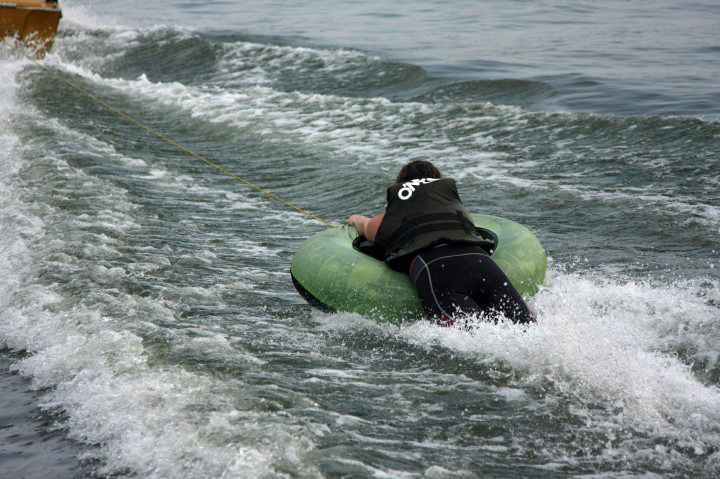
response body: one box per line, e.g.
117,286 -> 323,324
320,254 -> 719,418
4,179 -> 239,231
1,0 -> 719,477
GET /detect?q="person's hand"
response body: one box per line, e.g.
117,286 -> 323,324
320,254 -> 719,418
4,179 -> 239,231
347,215 -> 367,228
347,213 -> 382,242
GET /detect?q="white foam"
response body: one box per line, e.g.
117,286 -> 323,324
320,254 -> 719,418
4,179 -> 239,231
0,60 -> 325,478
0,206 -> 321,479
215,40 -> 379,88
316,265 -> 720,468
44,58 -> 528,185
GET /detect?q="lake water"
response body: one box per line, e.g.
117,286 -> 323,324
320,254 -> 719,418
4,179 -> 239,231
1,0 -> 719,477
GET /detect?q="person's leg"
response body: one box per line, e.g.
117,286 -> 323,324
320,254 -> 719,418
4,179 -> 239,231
410,254 -> 450,324
409,248 -> 486,325
465,254 -> 536,324
410,245 -> 536,325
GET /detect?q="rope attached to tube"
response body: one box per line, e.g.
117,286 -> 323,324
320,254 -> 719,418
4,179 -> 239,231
41,65 -> 334,228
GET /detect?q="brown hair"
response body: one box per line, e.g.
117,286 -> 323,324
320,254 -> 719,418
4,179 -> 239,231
395,160 -> 442,183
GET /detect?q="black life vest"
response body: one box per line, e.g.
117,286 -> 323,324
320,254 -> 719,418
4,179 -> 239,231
375,178 -> 496,271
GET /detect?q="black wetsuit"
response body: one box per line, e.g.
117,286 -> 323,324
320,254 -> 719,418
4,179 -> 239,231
409,243 -> 535,325
375,178 -> 534,325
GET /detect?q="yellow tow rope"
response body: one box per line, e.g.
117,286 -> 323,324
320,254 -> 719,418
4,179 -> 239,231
41,65 -> 334,228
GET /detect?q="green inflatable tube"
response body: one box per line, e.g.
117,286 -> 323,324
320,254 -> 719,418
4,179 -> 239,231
291,214 -> 546,324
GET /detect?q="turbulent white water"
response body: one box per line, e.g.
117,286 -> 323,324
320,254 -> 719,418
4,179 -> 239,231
1,1 -> 719,477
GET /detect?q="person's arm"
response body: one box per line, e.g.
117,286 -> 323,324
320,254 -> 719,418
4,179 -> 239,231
347,214 -> 384,243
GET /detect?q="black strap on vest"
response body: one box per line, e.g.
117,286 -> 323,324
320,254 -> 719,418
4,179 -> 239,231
353,224 -> 499,260
476,227 -> 499,254
352,236 -> 386,261
383,211 -> 477,251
